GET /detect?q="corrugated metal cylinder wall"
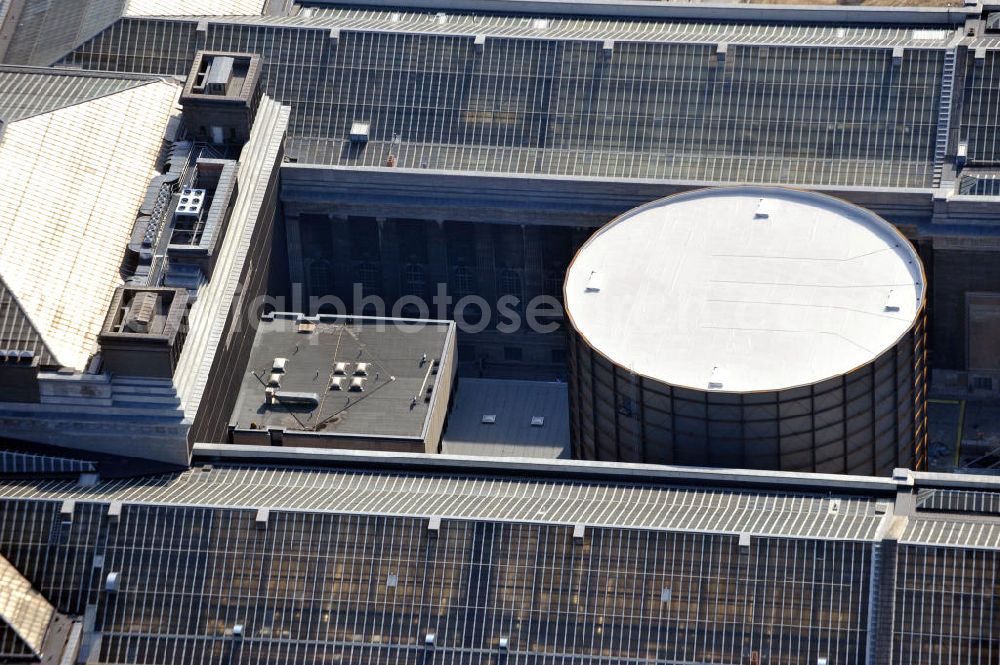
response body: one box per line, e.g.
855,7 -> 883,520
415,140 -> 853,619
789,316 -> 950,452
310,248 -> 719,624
568,310 -> 927,475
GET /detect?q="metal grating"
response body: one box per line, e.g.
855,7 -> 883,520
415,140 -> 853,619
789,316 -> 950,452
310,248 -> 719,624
0,500 -> 874,664
893,544 -> 999,665
0,464 -> 886,541
61,19 -> 946,188
0,450 -> 96,476
958,170 -> 1000,196
961,49 -> 1000,163
208,8 -> 956,49
916,487 -> 1000,514
901,518 -> 1000,550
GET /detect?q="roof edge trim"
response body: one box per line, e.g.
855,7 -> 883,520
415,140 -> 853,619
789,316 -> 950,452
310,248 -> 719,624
299,0 -> 974,26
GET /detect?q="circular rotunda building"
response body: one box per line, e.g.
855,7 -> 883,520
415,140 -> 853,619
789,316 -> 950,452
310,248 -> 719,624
564,186 -> 927,475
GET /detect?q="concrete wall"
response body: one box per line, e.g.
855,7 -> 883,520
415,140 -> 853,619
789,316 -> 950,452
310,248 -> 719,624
188,140 -> 285,444
931,244 -> 1000,371
422,323 -> 457,453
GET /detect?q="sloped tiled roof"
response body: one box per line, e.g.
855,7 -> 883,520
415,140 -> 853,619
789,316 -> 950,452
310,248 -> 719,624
0,77 -> 180,369
0,273 -> 56,366
0,554 -> 54,659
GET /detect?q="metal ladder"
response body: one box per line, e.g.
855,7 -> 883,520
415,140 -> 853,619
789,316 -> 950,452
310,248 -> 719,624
932,48 -> 957,187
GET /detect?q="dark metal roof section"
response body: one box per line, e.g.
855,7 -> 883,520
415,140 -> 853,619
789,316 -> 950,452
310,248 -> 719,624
0,450 -> 96,477
0,553 -> 55,660
0,273 -> 56,367
2,0 -> 127,66
0,66 -> 150,123
442,379 -> 570,458
0,459 -> 997,664
59,13 -> 953,188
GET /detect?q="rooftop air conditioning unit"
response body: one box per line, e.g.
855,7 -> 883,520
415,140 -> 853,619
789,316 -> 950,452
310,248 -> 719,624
349,377 -> 366,392
334,362 -> 349,375
175,188 -> 206,219
355,362 -> 369,376
350,121 -> 370,143
330,377 -> 345,391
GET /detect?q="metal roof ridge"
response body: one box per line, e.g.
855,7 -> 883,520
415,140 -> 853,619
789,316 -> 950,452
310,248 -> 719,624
291,0 -> 975,26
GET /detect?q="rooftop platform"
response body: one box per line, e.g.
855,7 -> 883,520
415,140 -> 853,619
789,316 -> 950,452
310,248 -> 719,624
442,379 -> 570,458
229,313 -> 456,448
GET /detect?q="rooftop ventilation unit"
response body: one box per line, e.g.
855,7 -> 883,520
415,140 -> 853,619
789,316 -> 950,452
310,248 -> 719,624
482,414 -> 497,424
884,289 -> 901,312
330,377 -> 345,391
105,572 -> 120,592
204,56 -> 234,95
350,121 -> 370,143
708,366 -> 725,389
425,633 -> 436,647
349,377 -> 366,392
531,416 -> 545,427
355,362 -> 370,376
272,357 -> 287,373
333,362 -> 349,375
753,197 -> 770,219
267,373 -> 282,387
176,188 -> 206,218
273,391 -> 319,407
125,291 -> 159,333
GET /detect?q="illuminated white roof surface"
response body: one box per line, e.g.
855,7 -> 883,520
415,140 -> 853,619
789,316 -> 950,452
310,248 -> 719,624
564,187 -> 924,393
0,78 -> 180,370
124,0 -> 265,16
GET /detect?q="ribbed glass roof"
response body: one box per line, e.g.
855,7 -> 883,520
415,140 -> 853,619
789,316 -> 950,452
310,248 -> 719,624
62,18 -> 947,188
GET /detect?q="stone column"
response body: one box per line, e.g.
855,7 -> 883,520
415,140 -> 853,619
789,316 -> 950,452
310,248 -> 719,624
377,218 -> 402,304
285,212 -> 304,286
329,214 -> 353,303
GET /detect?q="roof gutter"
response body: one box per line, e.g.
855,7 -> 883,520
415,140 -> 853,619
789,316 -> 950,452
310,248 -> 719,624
304,0 -> 975,26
